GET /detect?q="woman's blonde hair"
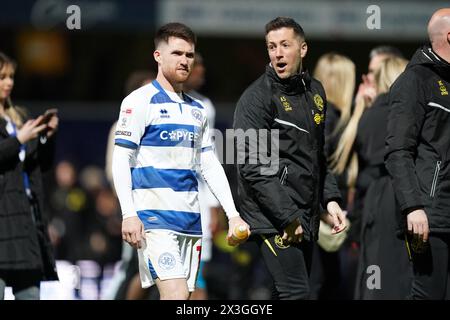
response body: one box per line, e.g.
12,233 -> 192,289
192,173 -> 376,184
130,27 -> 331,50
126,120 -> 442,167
375,56 -> 408,95
330,56 -> 408,187
313,53 -> 355,135
0,52 -> 25,127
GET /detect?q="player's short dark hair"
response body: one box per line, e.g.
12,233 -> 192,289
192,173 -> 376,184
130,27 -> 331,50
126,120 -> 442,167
369,46 -> 403,59
154,22 -> 197,48
265,17 -> 306,40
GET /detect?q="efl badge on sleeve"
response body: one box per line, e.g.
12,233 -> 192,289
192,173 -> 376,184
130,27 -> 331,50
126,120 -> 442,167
119,108 -> 133,128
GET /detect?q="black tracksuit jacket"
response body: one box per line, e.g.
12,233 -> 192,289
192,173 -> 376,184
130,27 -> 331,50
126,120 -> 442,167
233,65 -> 342,241
385,45 -> 450,233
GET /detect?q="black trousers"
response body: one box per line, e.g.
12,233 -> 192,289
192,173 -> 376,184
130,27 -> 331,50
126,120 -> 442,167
309,242 -> 343,300
410,234 -> 450,300
255,234 -> 313,300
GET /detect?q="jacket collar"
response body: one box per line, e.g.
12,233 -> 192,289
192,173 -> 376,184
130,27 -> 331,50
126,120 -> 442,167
409,45 -> 450,79
266,64 -> 311,95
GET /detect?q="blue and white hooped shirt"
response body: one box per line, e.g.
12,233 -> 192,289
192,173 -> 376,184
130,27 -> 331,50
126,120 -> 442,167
114,80 -> 213,236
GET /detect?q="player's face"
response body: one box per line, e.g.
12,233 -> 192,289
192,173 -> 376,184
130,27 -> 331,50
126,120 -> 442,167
266,27 -> 307,79
155,37 -> 195,85
0,63 -> 14,102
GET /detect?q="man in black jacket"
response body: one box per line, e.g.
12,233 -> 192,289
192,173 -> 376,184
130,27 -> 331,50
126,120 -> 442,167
385,8 -> 450,299
233,17 -> 346,300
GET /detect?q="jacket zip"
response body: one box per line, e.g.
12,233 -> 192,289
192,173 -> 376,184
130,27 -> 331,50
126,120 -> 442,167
280,166 -> 288,185
301,78 -> 308,99
430,160 -> 442,197
301,78 -> 315,129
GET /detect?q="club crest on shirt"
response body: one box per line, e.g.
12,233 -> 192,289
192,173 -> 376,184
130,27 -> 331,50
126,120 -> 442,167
158,252 -> 176,270
313,94 -> 324,111
191,108 -> 203,123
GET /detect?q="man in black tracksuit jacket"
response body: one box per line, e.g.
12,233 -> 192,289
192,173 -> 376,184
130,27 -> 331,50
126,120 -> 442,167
385,8 -> 450,299
233,17 -> 346,300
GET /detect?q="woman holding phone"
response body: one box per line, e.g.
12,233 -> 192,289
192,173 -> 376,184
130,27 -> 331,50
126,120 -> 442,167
0,52 -> 59,299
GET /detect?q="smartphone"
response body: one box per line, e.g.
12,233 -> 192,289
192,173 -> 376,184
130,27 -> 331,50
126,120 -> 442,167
39,108 -> 58,124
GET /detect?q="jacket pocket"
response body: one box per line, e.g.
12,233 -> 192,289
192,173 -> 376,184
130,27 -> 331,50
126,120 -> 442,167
279,166 -> 288,185
430,160 -> 442,198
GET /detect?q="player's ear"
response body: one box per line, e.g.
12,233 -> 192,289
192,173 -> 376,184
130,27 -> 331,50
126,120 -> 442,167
300,41 -> 308,58
154,50 -> 162,63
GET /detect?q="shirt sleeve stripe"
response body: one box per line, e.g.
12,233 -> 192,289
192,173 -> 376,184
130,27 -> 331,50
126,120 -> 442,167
115,139 -> 138,149
201,146 -> 213,153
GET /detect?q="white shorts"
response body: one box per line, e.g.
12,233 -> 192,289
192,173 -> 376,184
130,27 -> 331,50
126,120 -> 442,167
137,229 -> 202,292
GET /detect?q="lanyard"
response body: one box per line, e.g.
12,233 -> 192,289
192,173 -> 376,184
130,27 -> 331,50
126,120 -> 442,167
6,119 -> 32,198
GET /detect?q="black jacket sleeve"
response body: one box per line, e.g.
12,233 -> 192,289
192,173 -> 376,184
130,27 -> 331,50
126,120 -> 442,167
38,135 -> 56,172
0,136 -> 21,165
24,134 -> 56,174
385,73 -> 426,213
233,87 -> 299,230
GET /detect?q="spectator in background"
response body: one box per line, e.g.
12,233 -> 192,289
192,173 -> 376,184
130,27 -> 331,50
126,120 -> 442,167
0,51 -> 59,300
331,56 -> 409,299
79,166 -> 122,266
47,160 -> 89,262
356,45 -> 404,107
309,53 -> 355,299
342,45 -> 404,278
49,161 -> 123,299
